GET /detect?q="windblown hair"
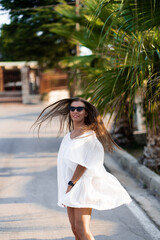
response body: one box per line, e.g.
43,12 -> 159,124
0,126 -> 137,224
33,97 -> 119,152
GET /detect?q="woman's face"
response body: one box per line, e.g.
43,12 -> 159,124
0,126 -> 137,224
69,101 -> 88,124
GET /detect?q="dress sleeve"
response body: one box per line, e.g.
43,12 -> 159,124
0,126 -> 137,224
68,137 -> 104,169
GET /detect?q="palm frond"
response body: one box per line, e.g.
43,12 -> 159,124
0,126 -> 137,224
59,55 -> 97,68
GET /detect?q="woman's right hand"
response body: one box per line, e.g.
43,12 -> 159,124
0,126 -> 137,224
66,185 -> 72,194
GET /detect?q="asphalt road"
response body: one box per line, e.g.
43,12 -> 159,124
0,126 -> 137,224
0,103 -> 159,240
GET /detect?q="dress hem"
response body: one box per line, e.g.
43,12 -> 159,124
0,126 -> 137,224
57,201 -> 132,211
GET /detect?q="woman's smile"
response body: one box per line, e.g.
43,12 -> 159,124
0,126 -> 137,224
72,114 -> 79,118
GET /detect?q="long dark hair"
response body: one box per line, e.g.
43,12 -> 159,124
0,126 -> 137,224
33,97 -> 119,152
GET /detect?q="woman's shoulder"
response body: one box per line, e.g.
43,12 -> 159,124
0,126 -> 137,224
60,132 -> 70,144
81,132 -> 104,158
87,132 -> 104,151
74,130 -> 97,143
81,130 -> 96,139
81,131 -> 103,148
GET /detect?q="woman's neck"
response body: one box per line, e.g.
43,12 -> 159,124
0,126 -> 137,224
73,126 -> 84,132
73,121 -> 84,130
70,126 -> 86,139
72,122 -> 87,134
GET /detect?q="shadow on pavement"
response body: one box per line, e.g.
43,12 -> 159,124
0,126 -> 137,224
20,236 -> 109,240
20,238 -> 75,240
0,112 -> 42,121
0,137 -> 62,155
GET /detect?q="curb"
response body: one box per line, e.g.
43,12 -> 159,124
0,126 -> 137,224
106,148 -> 160,199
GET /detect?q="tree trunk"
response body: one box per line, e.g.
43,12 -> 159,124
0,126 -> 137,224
111,103 -> 135,147
140,125 -> 160,173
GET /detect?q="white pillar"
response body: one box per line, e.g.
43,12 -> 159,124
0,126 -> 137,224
0,67 -> 4,92
21,66 -> 30,104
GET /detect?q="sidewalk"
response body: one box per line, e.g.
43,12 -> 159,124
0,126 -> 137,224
0,103 -> 160,240
104,152 -> 160,230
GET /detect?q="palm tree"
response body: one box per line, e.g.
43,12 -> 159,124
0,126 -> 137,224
48,0 -> 160,171
87,0 -> 160,171
49,0 -> 136,146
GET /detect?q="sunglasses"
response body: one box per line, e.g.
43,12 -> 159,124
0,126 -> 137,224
69,106 -> 86,112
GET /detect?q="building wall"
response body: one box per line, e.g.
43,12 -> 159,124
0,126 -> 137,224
0,67 -> 4,92
0,62 -> 40,104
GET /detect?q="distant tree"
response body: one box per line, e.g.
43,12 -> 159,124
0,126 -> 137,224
0,0 -> 75,68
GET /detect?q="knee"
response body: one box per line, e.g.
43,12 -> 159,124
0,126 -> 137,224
71,224 -> 77,236
74,223 -> 82,237
75,222 -> 88,238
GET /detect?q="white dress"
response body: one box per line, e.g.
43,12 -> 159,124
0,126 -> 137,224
57,131 -> 132,210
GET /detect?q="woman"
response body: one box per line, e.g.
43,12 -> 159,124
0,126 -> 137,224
34,97 -> 132,240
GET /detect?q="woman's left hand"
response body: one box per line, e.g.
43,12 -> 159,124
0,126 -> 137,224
66,185 -> 72,193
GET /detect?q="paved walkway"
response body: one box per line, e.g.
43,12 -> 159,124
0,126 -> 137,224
0,103 -> 159,240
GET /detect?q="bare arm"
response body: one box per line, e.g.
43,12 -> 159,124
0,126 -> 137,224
66,164 -> 86,193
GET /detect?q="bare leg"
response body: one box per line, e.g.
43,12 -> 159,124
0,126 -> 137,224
74,208 -> 95,240
67,207 -> 81,240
